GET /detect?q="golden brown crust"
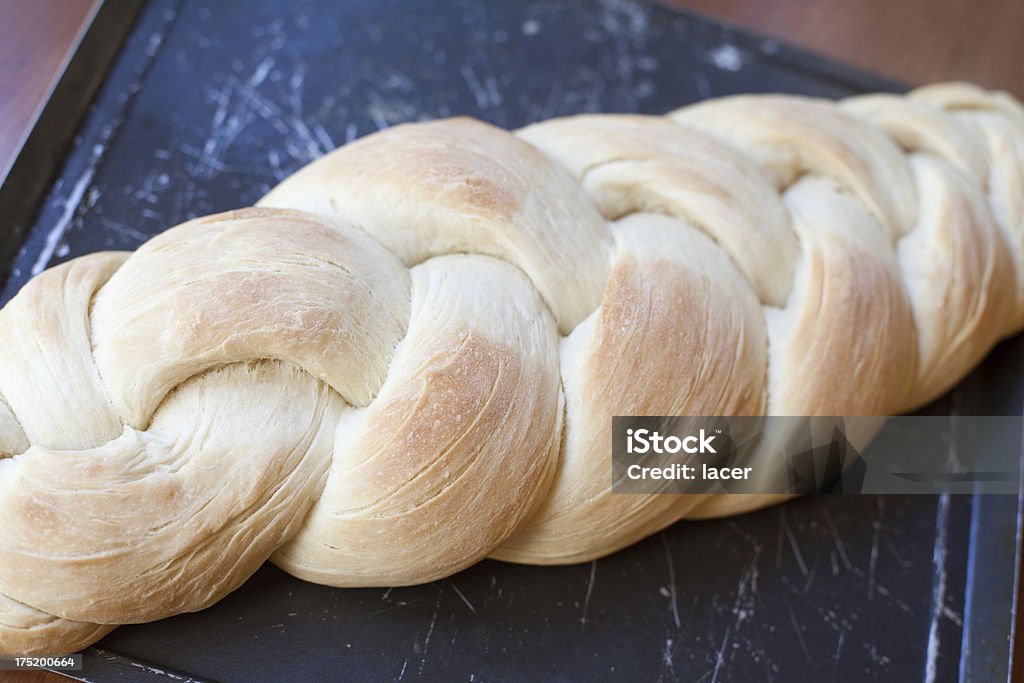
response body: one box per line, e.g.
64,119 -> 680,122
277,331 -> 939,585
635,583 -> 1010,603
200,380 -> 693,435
1,83 -> 1023,654
272,255 -> 562,585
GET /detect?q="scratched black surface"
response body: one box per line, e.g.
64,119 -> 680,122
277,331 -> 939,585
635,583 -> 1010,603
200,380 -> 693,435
2,0 -> 1021,681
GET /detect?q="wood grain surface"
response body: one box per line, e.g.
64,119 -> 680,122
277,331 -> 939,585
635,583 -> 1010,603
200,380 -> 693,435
0,0 -> 99,180
662,0 -> 1024,96
0,1 -> 1022,682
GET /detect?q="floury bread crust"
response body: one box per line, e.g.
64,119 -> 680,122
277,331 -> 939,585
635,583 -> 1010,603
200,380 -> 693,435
1,83 -> 1022,654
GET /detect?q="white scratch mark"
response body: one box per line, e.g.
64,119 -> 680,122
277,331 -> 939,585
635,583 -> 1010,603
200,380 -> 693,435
460,64 -> 502,109
197,80 -> 245,176
924,493 -> 951,683
708,542 -> 761,682
832,631 -> 845,678
447,579 -> 476,614
417,594 -> 442,676
193,56 -> 337,179
708,44 -> 744,72
100,219 -> 149,244
581,560 -> 597,627
365,89 -> 418,131
799,560 -> 818,595
709,625 -> 731,683
883,537 -> 914,569
868,499 -> 883,601
144,31 -> 164,58
127,660 -> 191,681
781,509 -> 808,576
662,637 -> 675,677
662,533 -> 681,629
875,584 -> 914,615
249,56 -> 274,87
32,167 -> 95,275
863,642 -> 893,668
787,605 -> 814,665
368,102 -> 390,131
284,64 -> 326,161
313,123 -> 335,153
382,69 -> 414,93
268,150 -> 285,181
818,502 -> 854,572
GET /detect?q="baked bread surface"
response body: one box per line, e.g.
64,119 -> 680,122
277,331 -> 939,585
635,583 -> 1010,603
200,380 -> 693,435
1,83 -> 1023,653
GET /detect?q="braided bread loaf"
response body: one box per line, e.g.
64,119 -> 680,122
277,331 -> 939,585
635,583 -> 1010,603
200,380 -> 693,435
1,82 -> 1022,655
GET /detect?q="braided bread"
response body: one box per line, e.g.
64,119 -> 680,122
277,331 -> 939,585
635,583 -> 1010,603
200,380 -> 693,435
1,82 -> 1022,655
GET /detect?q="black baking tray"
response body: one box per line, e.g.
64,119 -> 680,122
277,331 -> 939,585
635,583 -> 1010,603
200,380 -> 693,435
2,1 -> 1021,681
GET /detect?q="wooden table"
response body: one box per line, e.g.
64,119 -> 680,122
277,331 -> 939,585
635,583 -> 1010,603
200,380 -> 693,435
0,1 -> 1022,681
0,0 -> 99,181
667,0 -> 1024,96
